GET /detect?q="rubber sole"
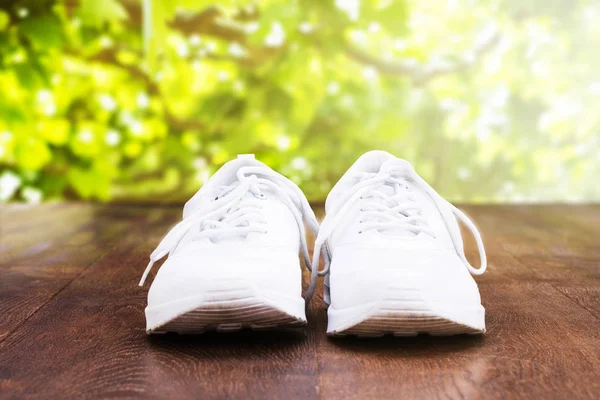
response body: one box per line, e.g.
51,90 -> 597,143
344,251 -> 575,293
329,312 -> 484,337
327,287 -> 485,337
145,281 -> 306,334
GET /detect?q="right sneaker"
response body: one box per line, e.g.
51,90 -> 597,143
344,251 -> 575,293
307,151 -> 488,337
139,154 -> 318,334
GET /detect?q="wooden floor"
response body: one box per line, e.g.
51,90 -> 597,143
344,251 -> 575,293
1,203 -> 599,399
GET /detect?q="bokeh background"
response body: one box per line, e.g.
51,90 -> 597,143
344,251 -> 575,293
0,0 -> 598,204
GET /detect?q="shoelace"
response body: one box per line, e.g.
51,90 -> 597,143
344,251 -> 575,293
139,166 -> 322,288
305,164 -> 487,302
354,176 -> 434,237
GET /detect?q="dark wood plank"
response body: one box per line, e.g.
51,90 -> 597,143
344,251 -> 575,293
462,205 -> 600,283
313,281 -> 600,399
0,205 -> 318,399
462,205 -> 600,260
0,204 -> 173,342
1,204 -> 599,399
554,284 -> 600,320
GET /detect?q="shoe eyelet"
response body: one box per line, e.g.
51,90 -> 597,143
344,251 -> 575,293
254,192 -> 267,200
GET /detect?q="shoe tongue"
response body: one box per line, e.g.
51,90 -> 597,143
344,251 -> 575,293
372,159 -> 411,191
326,152 -> 413,211
183,154 -> 265,218
380,158 -> 413,174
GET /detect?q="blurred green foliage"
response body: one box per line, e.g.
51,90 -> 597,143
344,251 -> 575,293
0,0 -> 598,203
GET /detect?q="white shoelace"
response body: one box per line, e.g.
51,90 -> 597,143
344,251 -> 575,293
139,166 -> 322,288
305,164 -> 487,301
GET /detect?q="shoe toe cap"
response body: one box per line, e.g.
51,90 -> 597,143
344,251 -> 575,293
146,243 -> 302,308
329,247 -> 482,309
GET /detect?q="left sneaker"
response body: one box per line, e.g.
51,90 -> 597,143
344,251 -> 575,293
139,154 -> 319,334
307,151 -> 488,337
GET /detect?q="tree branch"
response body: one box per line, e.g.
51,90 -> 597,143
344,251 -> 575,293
169,7 -> 247,43
70,1 -> 501,86
167,7 -> 281,68
343,29 -> 502,85
167,5 -> 502,85
66,47 -> 205,133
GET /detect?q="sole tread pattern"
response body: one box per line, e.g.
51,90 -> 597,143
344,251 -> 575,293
149,298 -> 306,334
331,314 -> 482,337
330,288 -> 484,337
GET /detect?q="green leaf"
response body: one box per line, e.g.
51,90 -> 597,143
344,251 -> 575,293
78,0 -> 129,27
12,64 -> 42,89
361,0 -> 408,36
0,10 -> 10,31
15,136 -> 52,171
67,161 -> 115,200
19,14 -> 63,48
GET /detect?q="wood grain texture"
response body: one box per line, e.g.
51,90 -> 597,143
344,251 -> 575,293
0,203 -> 176,343
0,204 -> 599,399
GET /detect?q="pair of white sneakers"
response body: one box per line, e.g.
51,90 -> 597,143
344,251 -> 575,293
139,151 -> 487,337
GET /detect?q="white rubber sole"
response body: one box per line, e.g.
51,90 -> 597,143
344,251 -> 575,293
145,280 -> 306,334
327,286 -> 485,337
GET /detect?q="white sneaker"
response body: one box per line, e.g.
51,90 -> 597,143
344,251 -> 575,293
308,151 -> 487,337
139,154 -> 319,334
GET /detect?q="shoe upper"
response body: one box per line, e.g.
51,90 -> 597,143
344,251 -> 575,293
311,150 -> 487,308
140,155 -> 318,308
